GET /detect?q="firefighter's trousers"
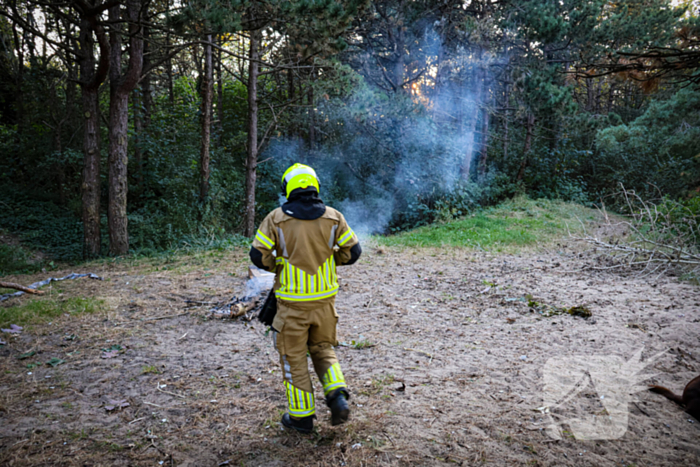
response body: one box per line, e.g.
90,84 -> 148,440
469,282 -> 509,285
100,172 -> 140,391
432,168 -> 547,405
272,297 -> 347,418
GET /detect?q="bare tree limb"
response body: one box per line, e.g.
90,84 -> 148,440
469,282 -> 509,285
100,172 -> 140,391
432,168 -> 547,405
0,281 -> 44,295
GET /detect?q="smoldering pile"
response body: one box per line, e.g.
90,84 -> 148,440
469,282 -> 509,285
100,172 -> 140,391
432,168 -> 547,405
206,267 -> 275,320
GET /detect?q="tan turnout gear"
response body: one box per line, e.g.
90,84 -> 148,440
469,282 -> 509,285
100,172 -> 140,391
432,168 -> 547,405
252,204 -> 359,420
253,207 -> 358,302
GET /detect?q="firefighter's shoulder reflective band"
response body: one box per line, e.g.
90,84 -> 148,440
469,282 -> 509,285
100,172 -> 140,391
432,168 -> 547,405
322,362 -> 347,395
276,255 -> 339,301
284,381 -> 315,417
256,229 -> 275,249
337,228 -> 355,246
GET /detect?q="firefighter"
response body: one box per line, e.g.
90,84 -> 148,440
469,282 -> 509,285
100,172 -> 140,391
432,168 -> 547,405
249,163 -> 362,433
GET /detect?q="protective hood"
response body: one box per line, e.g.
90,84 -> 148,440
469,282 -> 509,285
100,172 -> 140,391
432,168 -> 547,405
281,188 -> 326,220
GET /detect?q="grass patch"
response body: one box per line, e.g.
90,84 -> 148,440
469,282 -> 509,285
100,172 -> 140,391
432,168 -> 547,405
377,197 -> 598,250
0,296 -> 103,327
141,365 -> 160,375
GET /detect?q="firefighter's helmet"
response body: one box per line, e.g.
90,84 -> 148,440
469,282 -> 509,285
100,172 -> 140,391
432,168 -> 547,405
281,163 -> 319,199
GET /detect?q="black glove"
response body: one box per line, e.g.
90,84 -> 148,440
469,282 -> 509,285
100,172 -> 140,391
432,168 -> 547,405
258,289 -> 277,327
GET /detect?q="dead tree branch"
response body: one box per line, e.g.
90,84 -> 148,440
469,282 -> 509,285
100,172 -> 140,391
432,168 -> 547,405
0,281 -> 44,295
571,185 -> 700,277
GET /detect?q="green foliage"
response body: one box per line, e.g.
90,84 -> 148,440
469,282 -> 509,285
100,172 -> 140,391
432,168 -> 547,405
0,0 -> 698,261
654,196 -> 700,247
0,188 -> 83,260
0,242 -> 43,276
141,365 -> 160,375
124,77 -> 262,253
0,296 -> 102,327
595,87 -> 700,199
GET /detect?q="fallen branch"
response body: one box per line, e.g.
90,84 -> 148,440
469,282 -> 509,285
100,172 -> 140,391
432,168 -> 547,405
572,234 -> 700,266
571,185 -> 700,277
0,281 -> 44,295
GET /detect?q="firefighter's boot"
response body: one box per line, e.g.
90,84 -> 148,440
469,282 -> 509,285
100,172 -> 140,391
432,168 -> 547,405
281,413 -> 315,434
326,388 -> 350,426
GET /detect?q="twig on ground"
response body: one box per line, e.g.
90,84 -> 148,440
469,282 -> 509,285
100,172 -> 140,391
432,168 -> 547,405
184,300 -> 217,306
113,312 -> 190,326
403,348 -> 433,359
142,312 -> 190,322
157,382 -> 186,399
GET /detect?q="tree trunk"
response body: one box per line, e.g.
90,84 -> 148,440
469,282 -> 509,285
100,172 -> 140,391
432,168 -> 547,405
393,25 -> 405,92
200,34 -> 213,203
308,84 -> 315,151
607,82 -> 615,114
516,113 -> 535,182
586,78 -> 593,112
108,0 -> 144,256
142,27 -> 152,127
216,37 -> 223,145
503,82 -> 510,161
77,12 -> 110,259
12,19 -> 25,169
53,122 -> 66,205
244,28 -> 261,238
166,33 -> 174,105
459,62 -> 484,180
477,104 -> 490,176
108,90 -> 130,255
82,86 -> 101,257
141,27 -> 152,187
133,88 -> 143,190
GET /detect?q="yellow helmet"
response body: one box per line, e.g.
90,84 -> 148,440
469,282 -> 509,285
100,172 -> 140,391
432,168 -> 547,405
281,163 -> 320,199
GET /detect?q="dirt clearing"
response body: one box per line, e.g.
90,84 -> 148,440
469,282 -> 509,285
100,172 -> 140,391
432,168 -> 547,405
1,240 -> 699,466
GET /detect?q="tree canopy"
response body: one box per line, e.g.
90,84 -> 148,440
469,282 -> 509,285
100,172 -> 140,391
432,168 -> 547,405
1,0 -> 699,259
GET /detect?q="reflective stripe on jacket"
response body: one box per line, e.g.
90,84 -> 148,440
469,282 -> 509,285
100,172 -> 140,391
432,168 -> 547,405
252,206 -> 358,302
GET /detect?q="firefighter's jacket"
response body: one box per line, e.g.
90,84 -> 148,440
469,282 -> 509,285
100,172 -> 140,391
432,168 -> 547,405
251,205 -> 360,304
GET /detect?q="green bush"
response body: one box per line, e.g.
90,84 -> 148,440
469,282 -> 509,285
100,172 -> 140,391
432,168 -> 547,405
0,243 -> 43,276
0,188 -> 82,260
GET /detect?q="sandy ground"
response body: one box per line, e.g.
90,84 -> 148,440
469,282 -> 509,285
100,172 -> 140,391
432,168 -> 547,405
1,239 -> 699,466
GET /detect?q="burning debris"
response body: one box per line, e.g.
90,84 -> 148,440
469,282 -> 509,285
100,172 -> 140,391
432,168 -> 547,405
208,267 -> 275,320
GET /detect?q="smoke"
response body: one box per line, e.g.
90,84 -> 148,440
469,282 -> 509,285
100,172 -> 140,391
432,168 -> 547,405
338,197 -> 394,240
262,32 -> 492,237
243,269 -> 275,299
